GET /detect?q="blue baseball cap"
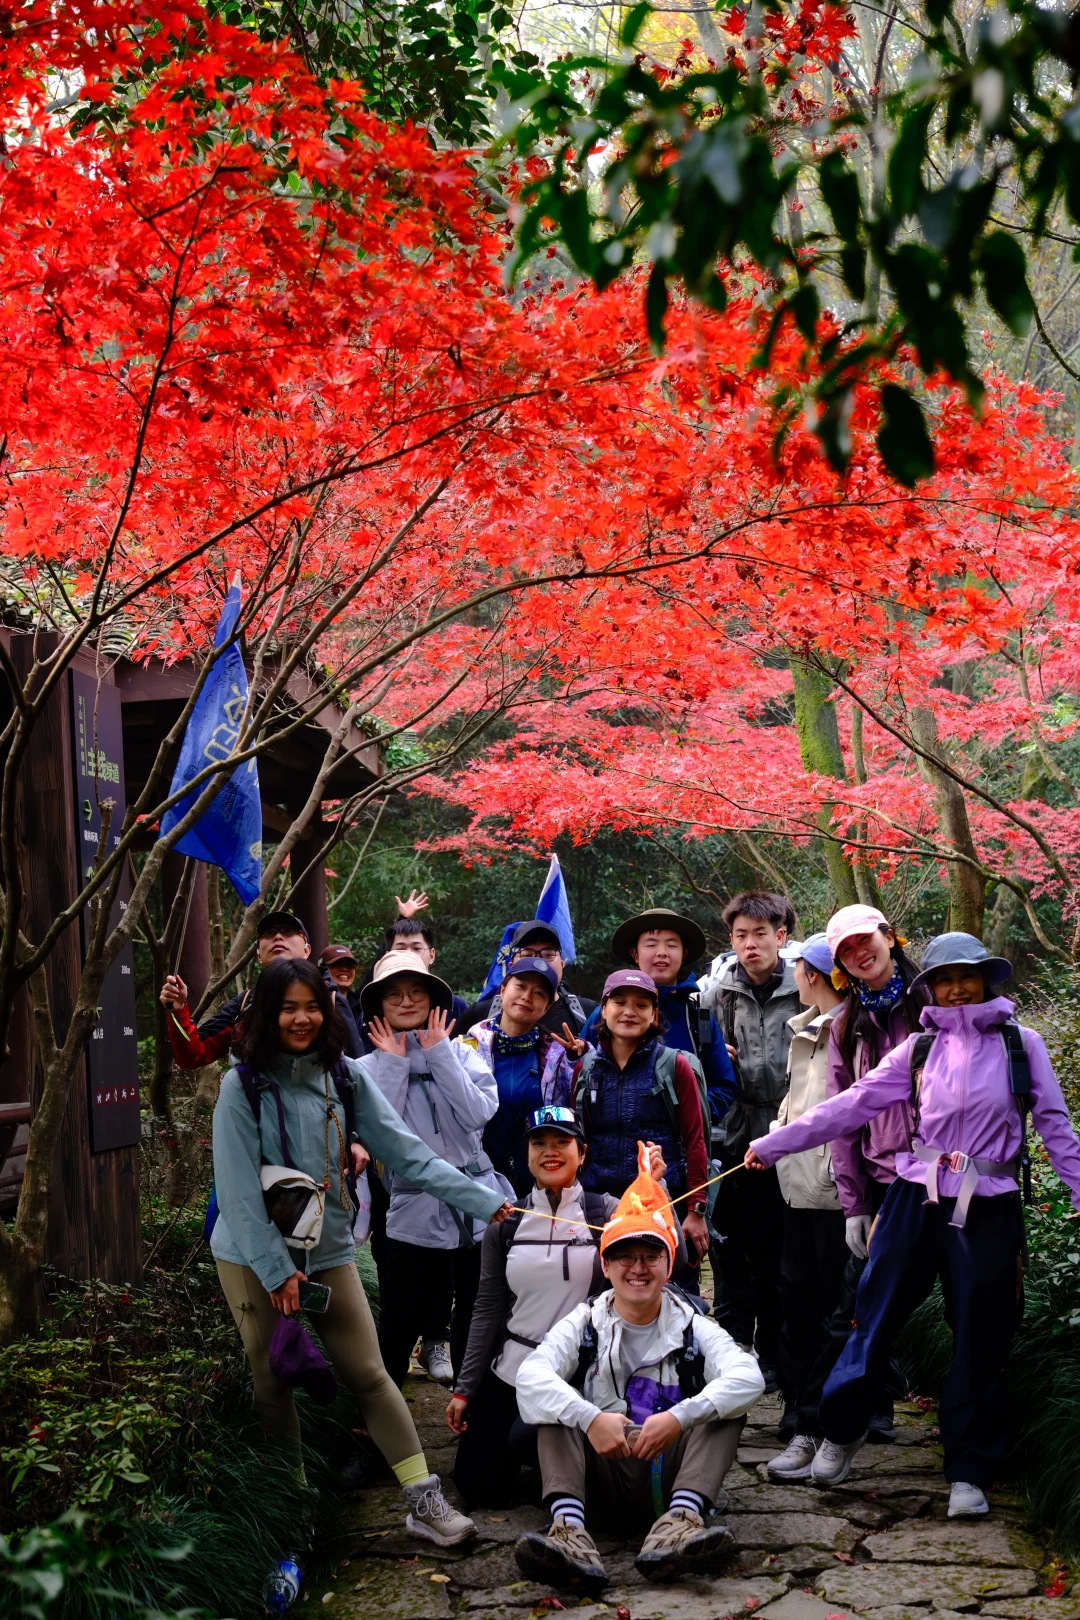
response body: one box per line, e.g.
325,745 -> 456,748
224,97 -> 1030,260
503,955 -> 559,1001
793,933 -> 834,977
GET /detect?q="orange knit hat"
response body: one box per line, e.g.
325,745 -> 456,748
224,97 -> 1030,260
599,1141 -> 679,1271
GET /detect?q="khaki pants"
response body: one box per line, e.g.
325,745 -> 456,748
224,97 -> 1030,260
217,1259 -> 421,1471
538,1417 -> 742,1530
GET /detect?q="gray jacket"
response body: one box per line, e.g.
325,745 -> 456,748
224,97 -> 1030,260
210,1051 -> 504,1292
365,1034 -> 512,1250
712,961 -> 802,1159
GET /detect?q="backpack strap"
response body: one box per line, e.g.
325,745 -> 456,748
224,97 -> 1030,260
583,1190 -> 608,1246
676,1317 -> 707,1399
570,1303 -> 600,1390
908,1031 -> 936,1138
1002,1021 -> 1033,1203
234,1062 -> 294,1169
651,1045 -> 682,1137
687,989 -> 713,1051
576,1048 -> 599,1114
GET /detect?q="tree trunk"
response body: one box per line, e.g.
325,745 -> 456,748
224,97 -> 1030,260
909,706 -> 986,936
0,1228 -> 42,1342
790,660 -> 859,908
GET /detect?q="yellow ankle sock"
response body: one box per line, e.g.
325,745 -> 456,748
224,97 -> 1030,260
393,1452 -> 430,1488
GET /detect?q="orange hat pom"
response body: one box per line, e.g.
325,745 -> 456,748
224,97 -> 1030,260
599,1141 -> 678,1270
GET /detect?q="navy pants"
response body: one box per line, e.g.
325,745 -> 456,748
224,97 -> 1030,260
775,1205 -> 849,1434
821,1177 -> 1024,1487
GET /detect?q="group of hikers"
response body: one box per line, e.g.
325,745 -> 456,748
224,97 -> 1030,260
160,888 -> 1080,1602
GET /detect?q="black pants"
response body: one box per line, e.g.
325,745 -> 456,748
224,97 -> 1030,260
369,1180 -> 451,1341
453,1371 -> 538,1504
712,1163 -> 786,1364
821,1177 -> 1024,1487
775,1204 -> 849,1434
377,1237 -> 483,1387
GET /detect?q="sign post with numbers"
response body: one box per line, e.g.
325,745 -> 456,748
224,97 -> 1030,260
70,670 -> 141,1153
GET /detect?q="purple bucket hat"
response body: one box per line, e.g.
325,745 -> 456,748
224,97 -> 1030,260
268,1315 -> 338,1405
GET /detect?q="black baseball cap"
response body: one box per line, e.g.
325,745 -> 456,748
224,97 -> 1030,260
257,911 -> 309,941
525,1105 -> 586,1143
512,919 -> 562,952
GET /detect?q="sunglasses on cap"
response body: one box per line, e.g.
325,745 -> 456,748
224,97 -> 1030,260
525,1105 -> 585,1141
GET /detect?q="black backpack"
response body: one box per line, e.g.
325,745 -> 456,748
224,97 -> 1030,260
909,1020 -> 1033,1202
570,1285 -> 708,1398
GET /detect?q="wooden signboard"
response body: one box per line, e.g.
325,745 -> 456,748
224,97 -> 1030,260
69,670 -> 141,1152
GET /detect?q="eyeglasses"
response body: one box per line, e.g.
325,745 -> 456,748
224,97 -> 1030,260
605,1247 -> 668,1267
517,946 -> 561,962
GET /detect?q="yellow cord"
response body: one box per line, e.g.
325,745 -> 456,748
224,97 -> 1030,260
507,1161 -> 746,1232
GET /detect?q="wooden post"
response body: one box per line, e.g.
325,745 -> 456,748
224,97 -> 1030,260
290,821 -> 329,958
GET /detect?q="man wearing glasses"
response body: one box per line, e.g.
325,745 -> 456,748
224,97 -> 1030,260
462,920 -> 597,1038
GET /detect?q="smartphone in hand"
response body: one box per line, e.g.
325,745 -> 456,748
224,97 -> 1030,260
298,1280 -> 331,1314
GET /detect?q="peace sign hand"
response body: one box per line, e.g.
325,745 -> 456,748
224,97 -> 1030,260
551,1022 -> 587,1060
366,1016 -> 407,1057
418,1007 -> 455,1049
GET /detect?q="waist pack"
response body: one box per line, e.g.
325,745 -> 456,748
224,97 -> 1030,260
204,1058 -> 358,1243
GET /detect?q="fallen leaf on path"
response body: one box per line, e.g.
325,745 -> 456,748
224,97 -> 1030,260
833,1553 -> 855,1564
430,1574 -> 451,1584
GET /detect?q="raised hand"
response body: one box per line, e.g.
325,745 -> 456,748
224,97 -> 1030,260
160,973 -> 188,1009
644,1140 -> 667,1181
551,1021 -> 587,1059
366,1015 -> 407,1057
417,1006 -> 455,1048
395,889 -> 429,919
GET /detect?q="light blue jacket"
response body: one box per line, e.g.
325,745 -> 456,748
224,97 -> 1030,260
210,1051 -> 504,1291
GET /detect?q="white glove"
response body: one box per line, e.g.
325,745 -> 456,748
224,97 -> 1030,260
845,1215 -> 871,1259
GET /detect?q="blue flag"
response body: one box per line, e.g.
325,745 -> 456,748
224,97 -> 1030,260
536,854 -> 576,963
479,921 -> 521,1001
159,579 -> 262,905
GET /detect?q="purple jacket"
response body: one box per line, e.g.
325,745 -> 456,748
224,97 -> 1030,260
827,1003 -> 914,1218
753,998 -> 1080,1212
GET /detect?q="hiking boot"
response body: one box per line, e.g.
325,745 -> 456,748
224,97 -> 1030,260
419,1339 -> 454,1385
767,1434 -> 818,1481
948,1481 -> 990,1518
515,1517 -> 608,1594
867,1408 -> 896,1443
404,1475 -> 477,1547
810,1433 -> 867,1487
635,1507 -> 736,1583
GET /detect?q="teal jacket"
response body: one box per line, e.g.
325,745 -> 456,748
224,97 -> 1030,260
210,1051 -> 505,1291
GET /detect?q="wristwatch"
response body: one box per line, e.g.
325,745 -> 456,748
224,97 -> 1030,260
689,1200 -> 708,1216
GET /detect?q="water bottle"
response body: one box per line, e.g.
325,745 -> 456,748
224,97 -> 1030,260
263,1555 -> 302,1614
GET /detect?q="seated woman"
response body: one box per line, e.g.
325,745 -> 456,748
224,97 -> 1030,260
447,1107 -> 671,1504
210,958 -> 512,1549
466,957 -> 577,1195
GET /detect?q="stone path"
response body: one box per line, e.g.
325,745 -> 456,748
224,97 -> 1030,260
295,1379 -> 1076,1620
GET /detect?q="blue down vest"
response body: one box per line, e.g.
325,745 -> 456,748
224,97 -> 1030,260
579,1036 -> 686,1200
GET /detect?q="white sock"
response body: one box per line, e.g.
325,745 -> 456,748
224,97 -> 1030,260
550,1495 -> 586,1529
669,1488 -> 706,1518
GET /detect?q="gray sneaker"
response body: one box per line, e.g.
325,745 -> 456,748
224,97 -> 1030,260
948,1481 -> 989,1518
767,1434 -> 818,1481
810,1433 -> 868,1486
404,1475 -> 477,1547
514,1517 -> 609,1595
419,1339 -> 454,1385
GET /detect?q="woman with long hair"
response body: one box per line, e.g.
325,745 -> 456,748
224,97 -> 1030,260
210,958 -> 512,1549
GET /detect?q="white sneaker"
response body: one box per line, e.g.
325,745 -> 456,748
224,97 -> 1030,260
419,1339 -> 454,1385
767,1434 -> 818,1481
948,1481 -> 990,1518
810,1433 -> 868,1486
404,1474 -> 477,1546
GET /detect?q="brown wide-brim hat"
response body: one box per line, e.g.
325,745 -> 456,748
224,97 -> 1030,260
359,950 -> 454,1022
610,908 -> 707,967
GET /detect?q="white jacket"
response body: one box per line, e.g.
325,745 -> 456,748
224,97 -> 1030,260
363,1034 -> 511,1249
516,1287 -> 764,1435
772,1004 -> 842,1210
